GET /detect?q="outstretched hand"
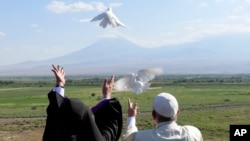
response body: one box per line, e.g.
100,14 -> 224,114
51,64 -> 65,87
102,75 -> 114,99
127,98 -> 139,117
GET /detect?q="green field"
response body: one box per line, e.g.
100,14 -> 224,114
1,75 -> 250,141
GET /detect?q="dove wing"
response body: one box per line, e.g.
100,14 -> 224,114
115,18 -> 126,27
106,10 -> 117,27
90,12 -> 106,22
136,68 -> 164,82
111,16 -> 126,27
99,17 -> 110,28
112,14 -> 126,27
107,10 -> 126,28
114,75 -> 135,91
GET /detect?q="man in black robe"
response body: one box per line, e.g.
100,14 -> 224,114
42,65 -> 123,141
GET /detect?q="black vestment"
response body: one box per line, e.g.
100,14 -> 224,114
42,91 -> 122,141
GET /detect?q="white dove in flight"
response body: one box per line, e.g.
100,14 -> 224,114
90,7 -> 126,28
114,68 -> 164,94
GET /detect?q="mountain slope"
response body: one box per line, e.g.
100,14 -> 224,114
0,36 -> 250,76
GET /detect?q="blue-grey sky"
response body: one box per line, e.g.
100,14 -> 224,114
1,0 -> 250,66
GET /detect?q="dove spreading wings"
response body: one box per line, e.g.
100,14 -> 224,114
114,68 -> 164,94
90,7 -> 126,28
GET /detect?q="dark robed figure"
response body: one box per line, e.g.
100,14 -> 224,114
42,65 -> 122,141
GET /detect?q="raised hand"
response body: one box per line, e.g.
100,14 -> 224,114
127,98 -> 139,117
102,75 -> 114,99
51,64 -> 65,87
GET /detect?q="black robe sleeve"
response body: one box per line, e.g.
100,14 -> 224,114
42,91 -> 64,141
92,98 -> 123,141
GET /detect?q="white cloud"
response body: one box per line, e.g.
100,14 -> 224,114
199,2 -> 208,7
30,24 -> 39,28
0,32 -> 6,37
109,3 -> 123,8
215,0 -> 224,3
233,6 -> 244,12
91,2 -> 107,11
174,19 -> 250,44
226,15 -> 250,23
47,1 -> 123,13
47,1 -> 95,13
79,18 -> 91,23
120,14 -> 250,48
98,30 -> 120,39
30,24 -> 43,32
0,44 -> 80,66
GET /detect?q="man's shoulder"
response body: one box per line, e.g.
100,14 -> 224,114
137,128 -> 154,133
132,128 -> 155,138
182,125 -> 203,140
182,125 -> 201,132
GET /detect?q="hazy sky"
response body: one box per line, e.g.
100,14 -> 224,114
1,0 -> 250,66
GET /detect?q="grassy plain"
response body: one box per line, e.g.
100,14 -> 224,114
0,75 -> 250,141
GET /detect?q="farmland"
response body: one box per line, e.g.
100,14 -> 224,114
0,74 -> 250,141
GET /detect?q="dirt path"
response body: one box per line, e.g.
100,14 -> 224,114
0,128 -> 44,141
